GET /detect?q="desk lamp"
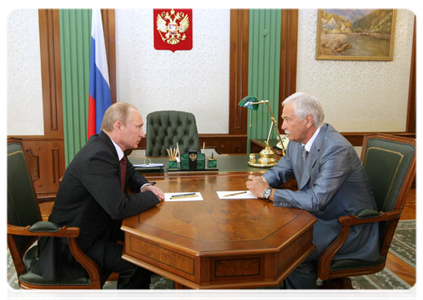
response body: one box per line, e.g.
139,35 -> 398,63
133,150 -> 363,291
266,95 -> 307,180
239,96 -> 286,167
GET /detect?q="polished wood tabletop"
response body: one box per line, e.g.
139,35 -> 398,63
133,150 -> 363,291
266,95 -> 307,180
121,172 -> 316,289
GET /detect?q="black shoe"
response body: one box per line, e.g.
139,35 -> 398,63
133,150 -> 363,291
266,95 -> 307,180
256,289 -> 283,300
148,292 -> 163,300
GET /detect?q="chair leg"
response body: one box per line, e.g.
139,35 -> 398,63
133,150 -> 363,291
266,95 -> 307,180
319,278 -> 353,289
340,278 -> 358,300
318,279 -> 341,300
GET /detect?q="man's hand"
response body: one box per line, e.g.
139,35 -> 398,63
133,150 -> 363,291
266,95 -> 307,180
142,185 -> 165,201
246,175 -> 270,198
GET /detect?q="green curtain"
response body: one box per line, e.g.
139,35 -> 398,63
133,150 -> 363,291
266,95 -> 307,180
59,9 -> 92,166
247,9 -> 281,153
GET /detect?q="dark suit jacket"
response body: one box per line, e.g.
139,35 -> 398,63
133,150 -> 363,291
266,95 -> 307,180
263,124 -> 380,262
32,131 -> 160,281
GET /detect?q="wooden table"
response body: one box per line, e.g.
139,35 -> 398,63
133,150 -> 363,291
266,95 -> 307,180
121,172 -> 316,289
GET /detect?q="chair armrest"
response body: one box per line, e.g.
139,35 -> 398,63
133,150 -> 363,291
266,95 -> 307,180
355,208 -> 382,219
338,210 -> 402,226
318,210 -> 402,279
7,222 -> 102,289
29,221 -> 60,232
7,222 -> 80,238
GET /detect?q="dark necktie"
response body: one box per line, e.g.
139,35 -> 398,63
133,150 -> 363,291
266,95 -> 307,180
120,156 -> 127,192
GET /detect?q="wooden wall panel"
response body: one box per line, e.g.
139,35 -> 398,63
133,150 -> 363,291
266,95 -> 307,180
16,137 -> 65,198
6,134 -> 64,198
406,16 -> 416,133
278,10 -> 298,128
38,9 -> 63,137
229,9 -> 249,135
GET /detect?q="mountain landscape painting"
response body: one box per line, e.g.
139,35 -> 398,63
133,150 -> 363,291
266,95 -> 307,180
316,9 -> 396,60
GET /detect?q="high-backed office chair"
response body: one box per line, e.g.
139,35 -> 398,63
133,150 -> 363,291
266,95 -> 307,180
317,134 -> 416,288
146,110 -> 200,157
7,139 -> 104,289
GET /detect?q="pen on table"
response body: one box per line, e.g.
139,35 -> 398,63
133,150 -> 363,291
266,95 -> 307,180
223,191 -> 248,197
169,194 -> 198,200
170,193 -> 197,199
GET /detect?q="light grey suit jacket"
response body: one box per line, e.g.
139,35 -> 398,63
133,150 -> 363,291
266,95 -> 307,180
263,124 -> 379,262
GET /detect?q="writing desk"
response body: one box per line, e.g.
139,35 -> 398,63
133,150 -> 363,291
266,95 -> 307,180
129,153 -> 268,175
121,170 -> 316,289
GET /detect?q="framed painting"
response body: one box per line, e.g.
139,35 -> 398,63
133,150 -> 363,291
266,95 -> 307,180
316,9 -> 396,61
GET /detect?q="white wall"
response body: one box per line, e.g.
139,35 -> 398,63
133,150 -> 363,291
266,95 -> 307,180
296,9 -> 415,132
115,9 -> 230,134
7,9 -> 414,136
7,9 -> 44,135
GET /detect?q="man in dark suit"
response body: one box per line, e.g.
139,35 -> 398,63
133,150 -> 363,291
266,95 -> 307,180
33,103 -> 164,289
247,92 -> 379,289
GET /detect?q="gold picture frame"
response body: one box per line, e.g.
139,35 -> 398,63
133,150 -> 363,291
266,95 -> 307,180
316,9 -> 396,61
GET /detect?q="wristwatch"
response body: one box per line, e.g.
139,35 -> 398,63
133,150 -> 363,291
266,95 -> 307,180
262,187 -> 272,200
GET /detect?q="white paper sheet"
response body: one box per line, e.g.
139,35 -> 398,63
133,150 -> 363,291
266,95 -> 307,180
165,192 -> 203,202
216,191 -> 258,200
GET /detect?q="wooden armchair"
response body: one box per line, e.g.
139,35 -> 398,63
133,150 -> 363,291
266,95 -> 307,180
7,140 -> 104,289
317,134 -> 416,288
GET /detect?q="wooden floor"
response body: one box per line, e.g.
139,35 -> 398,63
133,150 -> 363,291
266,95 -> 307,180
385,188 -> 416,287
38,188 -> 417,288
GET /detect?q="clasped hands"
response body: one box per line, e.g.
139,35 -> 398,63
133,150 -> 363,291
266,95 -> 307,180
246,175 -> 270,199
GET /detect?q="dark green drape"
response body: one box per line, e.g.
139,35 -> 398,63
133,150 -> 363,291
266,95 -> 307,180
60,9 -> 92,166
247,9 -> 281,153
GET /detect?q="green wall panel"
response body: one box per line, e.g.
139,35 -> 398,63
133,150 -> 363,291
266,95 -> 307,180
247,9 -> 281,153
60,9 -> 92,166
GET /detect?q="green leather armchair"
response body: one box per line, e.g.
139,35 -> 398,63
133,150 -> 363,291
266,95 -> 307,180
7,139 -> 104,289
317,134 -> 416,288
146,110 -> 200,157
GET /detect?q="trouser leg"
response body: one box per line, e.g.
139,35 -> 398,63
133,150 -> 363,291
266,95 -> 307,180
86,240 -> 151,289
103,241 -> 151,289
283,251 -> 318,289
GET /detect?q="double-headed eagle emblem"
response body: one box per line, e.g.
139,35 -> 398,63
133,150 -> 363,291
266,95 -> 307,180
156,9 -> 190,45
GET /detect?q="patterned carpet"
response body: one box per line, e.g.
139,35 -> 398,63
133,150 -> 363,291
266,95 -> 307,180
7,220 -> 415,290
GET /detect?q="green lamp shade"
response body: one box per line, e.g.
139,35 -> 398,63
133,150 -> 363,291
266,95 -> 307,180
239,95 -> 259,111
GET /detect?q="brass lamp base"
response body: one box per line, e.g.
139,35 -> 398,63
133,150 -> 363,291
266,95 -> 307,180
248,143 -> 277,168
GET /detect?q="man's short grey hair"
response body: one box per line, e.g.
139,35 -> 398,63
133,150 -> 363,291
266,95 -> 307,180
282,92 -> 325,127
100,102 -> 138,132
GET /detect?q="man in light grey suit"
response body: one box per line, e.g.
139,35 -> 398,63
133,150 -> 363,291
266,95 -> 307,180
247,92 -> 379,289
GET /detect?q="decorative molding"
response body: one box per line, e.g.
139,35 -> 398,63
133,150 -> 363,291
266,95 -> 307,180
51,148 -> 61,186
8,135 -> 65,197
38,9 -> 63,137
200,134 -> 247,154
229,9 -> 249,135
24,149 -> 40,182
279,9 -> 298,128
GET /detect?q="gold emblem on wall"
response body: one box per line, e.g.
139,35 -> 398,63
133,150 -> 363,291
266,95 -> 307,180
156,9 -> 190,45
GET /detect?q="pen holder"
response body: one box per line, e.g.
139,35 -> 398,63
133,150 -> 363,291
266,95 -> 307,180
207,158 -> 217,169
181,151 -> 205,170
168,160 -> 178,170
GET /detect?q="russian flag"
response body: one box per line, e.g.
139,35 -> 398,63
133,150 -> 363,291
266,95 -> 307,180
88,9 -> 111,139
